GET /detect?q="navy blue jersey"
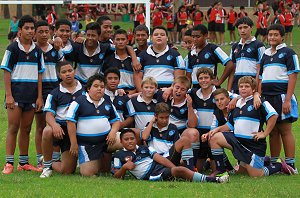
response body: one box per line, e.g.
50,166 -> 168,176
230,37 -> 265,92
104,89 -> 130,122
102,53 -> 135,90
1,39 -> 45,103
66,93 -> 120,145
260,43 -> 300,95
112,145 -> 157,180
187,43 -> 230,86
226,96 -> 278,156
127,95 -> 157,130
144,122 -> 180,155
138,45 -> 185,88
41,44 -> 63,97
44,81 -> 85,126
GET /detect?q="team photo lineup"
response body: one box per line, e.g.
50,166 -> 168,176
1,0 -> 299,184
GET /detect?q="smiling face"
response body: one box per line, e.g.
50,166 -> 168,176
172,82 -> 188,102
268,30 -> 283,47
121,132 -> 137,151
105,72 -> 120,91
85,29 -> 99,48
198,73 -> 212,89
88,80 -> 105,101
134,30 -> 148,47
55,24 -> 71,44
100,20 -> 113,41
19,22 -> 35,41
183,35 -> 193,51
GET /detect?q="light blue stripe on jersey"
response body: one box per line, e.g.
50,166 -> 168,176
144,65 -> 175,69
293,55 -> 300,71
78,115 -> 109,120
16,62 -> 38,66
66,102 -> 79,122
152,137 -> 174,144
78,64 -> 101,68
262,80 -> 289,83
11,79 -> 38,82
263,63 -> 286,68
44,108 -> 56,115
235,72 -> 256,76
118,84 -> 135,89
192,64 -> 215,68
226,122 -> 234,131
0,50 -> 11,70
120,69 -> 134,74
196,109 -> 214,112
233,117 -> 260,123
77,129 -> 110,137
236,57 -> 257,62
75,75 -> 88,83
234,133 -> 253,139
262,102 -> 278,120
214,47 -> 230,65
257,47 -> 264,63
43,79 -> 58,82
135,112 -> 155,115
156,80 -> 173,84
44,94 -> 53,110
196,125 -> 211,129
175,56 -> 186,70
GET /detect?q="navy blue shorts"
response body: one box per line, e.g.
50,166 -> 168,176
222,132 -> 264,169
53,124 -> 71,153
146,162 -> 173,181
263,94 -> 298,123
4,102 -> 35,112
78,142 -> 107,164
167,145 -> 181,166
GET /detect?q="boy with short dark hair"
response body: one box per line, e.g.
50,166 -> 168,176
259,24 -> 299,173
133,24 -> 149,56
40,61 -> 85,178
205,76 -> 295,177
1,15 -> 44,174
142,103 -> 194,170
112,128 -> 229,183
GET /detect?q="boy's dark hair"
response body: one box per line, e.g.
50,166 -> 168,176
240,6 -> 245,10
213,88 -> 229,98
35,20 -> 49,29
104,67 -> 121,80
113,25 -> 121,31
18,15 -> 35,29
184,29 -> 192,36
113,29 -> 128,39
86,22 -> 101,35
230,5 -> 234,8
120,128 -> 136,140
196,67 -> 214,79
97,15 -> 111,26
134,24 -> 149,35
192,24 -> 208,35
152,26 -> 168,37
155,102 -> 171,115
235,16 -> 254,28
49,25 -> 55,31
85,74 -> 105,91
267,24 -> 285,36
56,60 -> 73,74
278,9 -> 282,14
55,19 -> 71,30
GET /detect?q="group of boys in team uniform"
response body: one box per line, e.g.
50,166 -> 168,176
0,12 -> 298,183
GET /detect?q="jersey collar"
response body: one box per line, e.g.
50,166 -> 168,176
16,38 -> 36,53
85,92 -> 105,108
146,45 -> 169,58
196,86 -> 216,100
137,94 -> 157,104
59,80 -> 82,94
114,51 -> 131,60
153,122 -> 170,132
238,36 -> 256,46
83,41 -> 101,57
171,98 -> 187,107
191,41 -> 208,56
236,95 -> 253,108
264,43 -> 287,56
123,145 -> 139,153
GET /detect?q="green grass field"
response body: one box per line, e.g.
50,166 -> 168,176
0,18 -> 299,198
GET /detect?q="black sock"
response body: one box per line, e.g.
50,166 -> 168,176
223,153 -> 233,171
205,176 -> 218,183
262,163 -> 282,176
211,148 -> 225,172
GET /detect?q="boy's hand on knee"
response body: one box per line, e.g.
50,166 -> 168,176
70,143 -> 78,157
106,131 -> 117,145
201,134 -> 208,142
53,125 -> 65,139
5,95 -> 15,109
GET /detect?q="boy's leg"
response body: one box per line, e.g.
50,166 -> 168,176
172,136 -> 194,170
35,112 -> 46,168
269,125 -> 281,164
60,151 -> 77,174
181,128 -> 200,168
80,160 -> 101,177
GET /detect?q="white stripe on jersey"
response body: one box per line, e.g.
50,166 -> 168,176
77,116 -> 111,136
233,117 -> 260,139
262,63 -> 289,83
131,157 -> 153,179
11,62 -> 39,82
196,109 -> 214,129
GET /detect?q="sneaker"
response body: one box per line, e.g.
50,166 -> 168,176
210,170 -> 226,177
280,158 -> 296,175
216,172 -> 229,183
40,167 -> 53,178
17,163 -> 42,172
2,163 -> 14,174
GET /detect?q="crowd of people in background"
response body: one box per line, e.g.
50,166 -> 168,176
1,0 -> 298,182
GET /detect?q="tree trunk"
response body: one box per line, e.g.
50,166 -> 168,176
3,4 -> 10,19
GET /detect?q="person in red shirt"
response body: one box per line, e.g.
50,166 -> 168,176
152,7 -> 164,28
191,4 -> 204,26
215,2 -> 227,46
207,2 -> 218,43
253,3 -> 263,39
260,9 -> 269,42
134,5 -> 146,29
166,8 -> 175,44
285,6 -> 294,46
227,5 -> 238,45
176,5 -> 188,44
238,6 -> 248,19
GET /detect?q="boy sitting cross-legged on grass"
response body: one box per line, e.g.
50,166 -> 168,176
141,102 -> 194,170
40,61 -> 85,178
203,76 -> 295,177
112,128 -> 229,183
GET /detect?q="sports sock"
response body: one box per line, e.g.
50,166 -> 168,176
262,163 -> 282,176
52,152 -> 61,162
43,160 -> 52,169
285,157 -> 295,169
223,153 -> 233,170
211,148 -> 225,172
6,155 -> 14,165
270,157 -> 279,164
19,155 -> 29,166
36,154 -> 43,165
192,142 -> 200,162
181,148 -> 194,170
192,172 -> 213,182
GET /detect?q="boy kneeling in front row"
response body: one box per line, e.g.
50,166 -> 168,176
112,128 -> 229,183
